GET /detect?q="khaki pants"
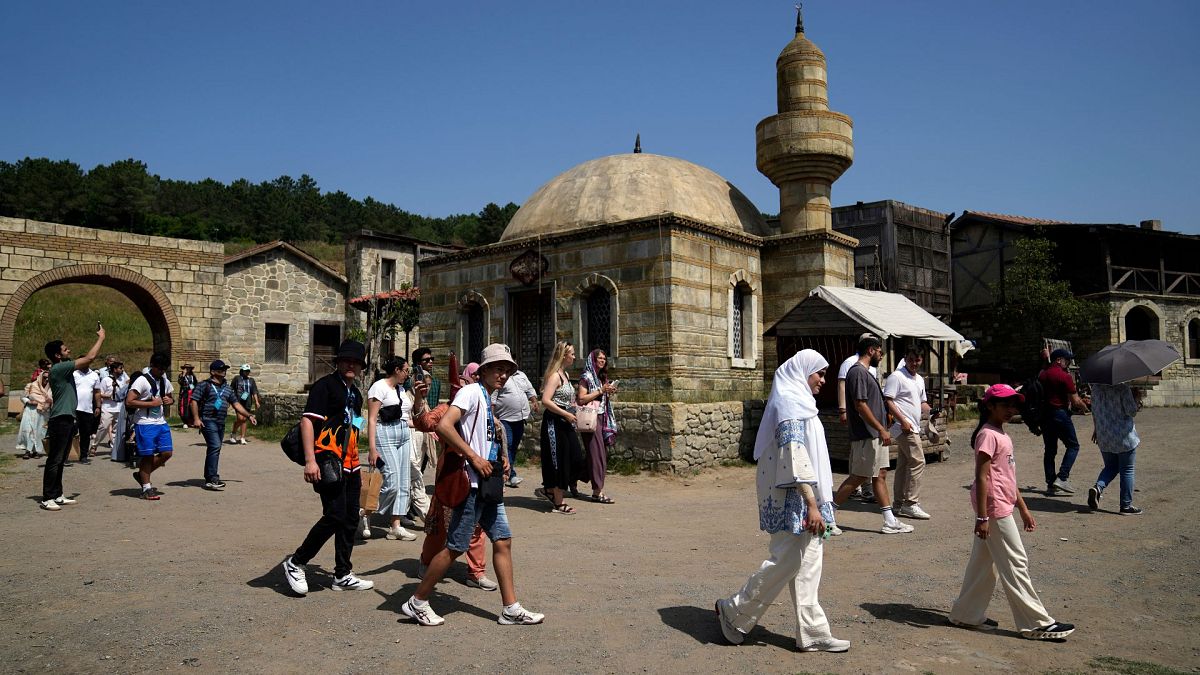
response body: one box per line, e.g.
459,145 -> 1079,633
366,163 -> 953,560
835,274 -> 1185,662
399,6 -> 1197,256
408,430 -> 432,518
892,430 -> 925,508
949,515 -> 1055,632
725,530 -> 832,649
92,409 -> 119,453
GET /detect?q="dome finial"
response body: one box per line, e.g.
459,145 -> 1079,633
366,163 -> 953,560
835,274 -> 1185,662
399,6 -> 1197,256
795,3 -> 804,34
634,133 -> 642,153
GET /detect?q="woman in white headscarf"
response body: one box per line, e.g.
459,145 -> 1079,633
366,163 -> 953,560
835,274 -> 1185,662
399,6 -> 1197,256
714,349 -> 850,653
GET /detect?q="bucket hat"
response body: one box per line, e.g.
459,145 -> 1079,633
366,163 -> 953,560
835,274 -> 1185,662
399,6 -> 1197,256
478,343 -> 517,370
335,340 -> 367,366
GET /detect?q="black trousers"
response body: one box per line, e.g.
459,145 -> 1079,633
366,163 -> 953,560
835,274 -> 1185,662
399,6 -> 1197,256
43,415 -> 78,501
75,411 -> 99,459
292,471 -> 361,578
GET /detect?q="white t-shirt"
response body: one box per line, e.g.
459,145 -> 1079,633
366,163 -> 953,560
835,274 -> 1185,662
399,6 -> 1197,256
98,373 -> 129,414
883,366 -> 926,435
837,355 -> 878,381
129,373 -> 173,426
367,379 -> 414,423
73,369 -> 100,413
451,383 -> 498,488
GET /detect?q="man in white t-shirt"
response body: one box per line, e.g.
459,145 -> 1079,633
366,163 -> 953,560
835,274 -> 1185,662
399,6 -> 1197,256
73,365 -> 102,464
883,346 -> 931,520
401,343 -> 544,628
124,352 -> 175,500
91,361 -> 128,455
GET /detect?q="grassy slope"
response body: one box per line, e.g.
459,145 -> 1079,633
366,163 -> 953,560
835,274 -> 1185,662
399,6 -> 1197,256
12,285 -> 153,373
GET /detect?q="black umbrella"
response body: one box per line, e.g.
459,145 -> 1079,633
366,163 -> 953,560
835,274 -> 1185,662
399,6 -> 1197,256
1080,339 -> 1180,385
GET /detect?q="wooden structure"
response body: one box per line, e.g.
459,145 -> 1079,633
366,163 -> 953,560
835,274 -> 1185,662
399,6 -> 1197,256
832,200 -> 953,316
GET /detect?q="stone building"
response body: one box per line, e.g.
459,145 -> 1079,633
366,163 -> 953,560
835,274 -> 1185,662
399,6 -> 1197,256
950,211 -> 1200,404
414,11 -> 859,470
221,241 -> 348,392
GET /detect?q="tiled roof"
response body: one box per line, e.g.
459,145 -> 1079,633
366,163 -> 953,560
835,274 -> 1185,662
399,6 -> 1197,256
963,210 -> 1073,226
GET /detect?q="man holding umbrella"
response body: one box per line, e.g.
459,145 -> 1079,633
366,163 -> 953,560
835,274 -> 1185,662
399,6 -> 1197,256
1038,349 -> 1089,495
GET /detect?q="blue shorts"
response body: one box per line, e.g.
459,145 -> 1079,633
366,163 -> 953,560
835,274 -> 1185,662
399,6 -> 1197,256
134,424 -> 174,456
446,489 -> 512,552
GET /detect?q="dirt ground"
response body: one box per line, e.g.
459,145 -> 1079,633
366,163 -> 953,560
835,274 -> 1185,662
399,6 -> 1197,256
0,409 -> 1197,675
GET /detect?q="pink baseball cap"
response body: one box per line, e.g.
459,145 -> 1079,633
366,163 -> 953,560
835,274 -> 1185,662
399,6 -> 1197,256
983,383 -> 1025,403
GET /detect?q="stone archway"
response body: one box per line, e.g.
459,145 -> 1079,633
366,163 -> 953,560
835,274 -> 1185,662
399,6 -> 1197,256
1117,298 -> 1166,342
0,264 -> 183,383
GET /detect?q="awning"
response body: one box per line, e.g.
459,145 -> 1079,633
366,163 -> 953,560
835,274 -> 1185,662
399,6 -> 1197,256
765,285 -> 972,354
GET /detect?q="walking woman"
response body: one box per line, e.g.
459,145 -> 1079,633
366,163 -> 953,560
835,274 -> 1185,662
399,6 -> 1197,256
18,369 -> 52,459
539,341 -> 584,514
715,349 -> 849,653
1087,383 -> 1143,515
577,349 -> 619,503
367,357 -> 427,541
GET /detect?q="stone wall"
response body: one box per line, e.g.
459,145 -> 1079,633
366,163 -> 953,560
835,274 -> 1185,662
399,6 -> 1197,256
0,218 -> 224,387
223,250 -> 347,393
258,393 -> 308,426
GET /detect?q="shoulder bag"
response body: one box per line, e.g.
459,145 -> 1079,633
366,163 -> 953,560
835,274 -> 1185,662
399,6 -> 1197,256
576,401 -> 600,433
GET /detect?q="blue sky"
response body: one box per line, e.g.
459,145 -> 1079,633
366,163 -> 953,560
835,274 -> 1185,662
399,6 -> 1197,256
3,1 -> 1198,233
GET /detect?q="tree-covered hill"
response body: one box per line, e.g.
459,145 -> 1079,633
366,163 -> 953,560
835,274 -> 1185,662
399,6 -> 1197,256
0,157 -> 518,247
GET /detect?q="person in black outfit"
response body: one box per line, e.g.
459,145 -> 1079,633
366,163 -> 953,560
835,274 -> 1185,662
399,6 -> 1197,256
280,340 -> 375,595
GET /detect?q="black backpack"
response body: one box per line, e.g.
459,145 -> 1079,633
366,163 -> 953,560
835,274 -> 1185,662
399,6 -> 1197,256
1019,375 -> 1045,435
280,422 -> 304,465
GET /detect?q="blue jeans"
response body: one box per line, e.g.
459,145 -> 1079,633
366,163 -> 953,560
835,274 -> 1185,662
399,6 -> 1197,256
1095,449 -> 1136,509
501,419 -> 525,480
446,488 -> 512,552
1042,408 -> 1079,485
200,418 -> 225,482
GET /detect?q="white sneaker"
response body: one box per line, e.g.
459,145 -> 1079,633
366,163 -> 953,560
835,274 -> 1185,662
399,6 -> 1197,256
39,500 -> 62,511
714,599 -> 745,645
897,504 -> 931,520
386,526 -> 417,541
827,524 -> 844,536
401,598 -> 445,626
800,637 -> 851,652
508,476 -> 524,487
881,521 -> 915,534
465,575 -> 499,591
498,603 -> 545,625
281,557 -> 308,596
54,496 -> 78,506
331,573 -> 375,591
1052,478 -> 1075,494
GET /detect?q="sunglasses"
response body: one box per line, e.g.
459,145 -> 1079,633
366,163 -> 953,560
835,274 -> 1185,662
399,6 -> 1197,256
421,357 -> 434,362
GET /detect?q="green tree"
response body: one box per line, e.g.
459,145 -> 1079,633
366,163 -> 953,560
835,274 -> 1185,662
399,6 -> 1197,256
85,159 -> 157,231
993,237 -> 1108,337
0,157 -> 88,224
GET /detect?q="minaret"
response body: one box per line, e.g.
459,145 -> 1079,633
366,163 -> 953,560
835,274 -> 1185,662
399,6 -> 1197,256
756,6 -> 854,234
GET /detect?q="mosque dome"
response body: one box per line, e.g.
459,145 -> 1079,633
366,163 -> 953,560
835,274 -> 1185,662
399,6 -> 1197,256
500,153 -> 769,241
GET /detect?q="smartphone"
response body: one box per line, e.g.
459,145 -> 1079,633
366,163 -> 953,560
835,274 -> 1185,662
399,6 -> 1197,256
96,321 -> 102,331
411,363 -> 425,384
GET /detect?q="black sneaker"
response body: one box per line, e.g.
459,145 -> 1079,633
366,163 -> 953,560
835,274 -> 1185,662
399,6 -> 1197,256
141,487 -> 161,501
1120,506 -> 1144,516
1021,622 -> 1075,640
1087,485 -> 1102,510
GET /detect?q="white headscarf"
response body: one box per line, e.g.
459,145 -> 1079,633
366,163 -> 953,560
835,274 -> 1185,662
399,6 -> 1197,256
755,349 -> 834,503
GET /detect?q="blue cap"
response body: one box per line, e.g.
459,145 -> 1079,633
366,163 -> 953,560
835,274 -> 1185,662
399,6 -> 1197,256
209,359 -> 230,371
1049,348 -> 1074,363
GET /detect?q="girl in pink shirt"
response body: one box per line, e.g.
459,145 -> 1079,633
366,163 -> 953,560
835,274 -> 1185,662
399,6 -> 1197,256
949,384 -> 1076,641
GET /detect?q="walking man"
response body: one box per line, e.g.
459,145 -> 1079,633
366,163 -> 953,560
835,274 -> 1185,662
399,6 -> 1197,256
73,361 -> 101,463
191,360 -> 256,490
884,345 -> 932,520
1039,349 -> 1089,495
280,340 -> 375,595
92,361 -> 127,455
492,366 -> 538,487
126,352 -> 175,500
831,334 -> 914,534
231,364 -> 260,444
40,327 -> 105,511
401,344 -> 544,627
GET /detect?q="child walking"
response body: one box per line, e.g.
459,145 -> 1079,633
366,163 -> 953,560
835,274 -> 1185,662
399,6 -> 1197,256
949,384 -> 1076,640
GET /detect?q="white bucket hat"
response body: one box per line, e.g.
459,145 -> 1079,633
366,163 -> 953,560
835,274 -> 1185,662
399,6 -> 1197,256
478,343 -> 517,370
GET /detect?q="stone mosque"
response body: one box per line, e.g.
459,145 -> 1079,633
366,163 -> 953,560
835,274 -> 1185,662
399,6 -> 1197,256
413,10 -> 858,468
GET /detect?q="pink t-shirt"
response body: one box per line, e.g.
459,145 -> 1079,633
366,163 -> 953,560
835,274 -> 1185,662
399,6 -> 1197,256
970,424 -> 1018,519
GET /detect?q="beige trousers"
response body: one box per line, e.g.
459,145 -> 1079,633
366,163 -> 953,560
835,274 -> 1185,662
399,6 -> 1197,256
949,515 -> 1055,632
408,429 -> 431,518
92,409 -> 119,453
892,430 -> 925,508
725,530 -> 832,648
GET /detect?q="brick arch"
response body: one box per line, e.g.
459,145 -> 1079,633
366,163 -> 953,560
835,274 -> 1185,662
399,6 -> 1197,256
0,264 -> 182,383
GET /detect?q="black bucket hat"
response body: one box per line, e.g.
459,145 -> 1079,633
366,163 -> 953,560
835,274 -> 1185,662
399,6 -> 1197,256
335,340 -> 367,367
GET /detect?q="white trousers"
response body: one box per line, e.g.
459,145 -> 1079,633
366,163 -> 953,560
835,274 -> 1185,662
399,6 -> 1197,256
726,530 -> 832,648
949,514 -> 1055,632
408,429 -> 431,517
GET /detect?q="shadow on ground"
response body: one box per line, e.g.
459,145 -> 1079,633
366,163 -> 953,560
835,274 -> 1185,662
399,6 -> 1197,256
658,605 -> 797,650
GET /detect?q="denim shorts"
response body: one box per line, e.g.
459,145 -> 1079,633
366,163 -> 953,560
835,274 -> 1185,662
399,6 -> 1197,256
446,489 -> 512,552
134,424 -> 174,456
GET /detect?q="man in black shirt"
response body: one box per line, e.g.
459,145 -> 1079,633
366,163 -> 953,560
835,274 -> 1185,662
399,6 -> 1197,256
831,334 -> 915,534
281,340 -> 375,595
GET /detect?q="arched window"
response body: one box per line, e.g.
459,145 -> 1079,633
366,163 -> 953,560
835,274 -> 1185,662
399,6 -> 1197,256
1124,305 -> 1159,341
731,285 -> 747,359
1188,318 -> 1200,364
585,287 -> 612,354
466,302 -> 485,364
727,270 -> 757,368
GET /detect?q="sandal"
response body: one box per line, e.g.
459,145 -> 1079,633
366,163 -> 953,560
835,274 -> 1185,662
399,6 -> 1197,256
551,503 -> 576,515
590,494 -> 615,504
